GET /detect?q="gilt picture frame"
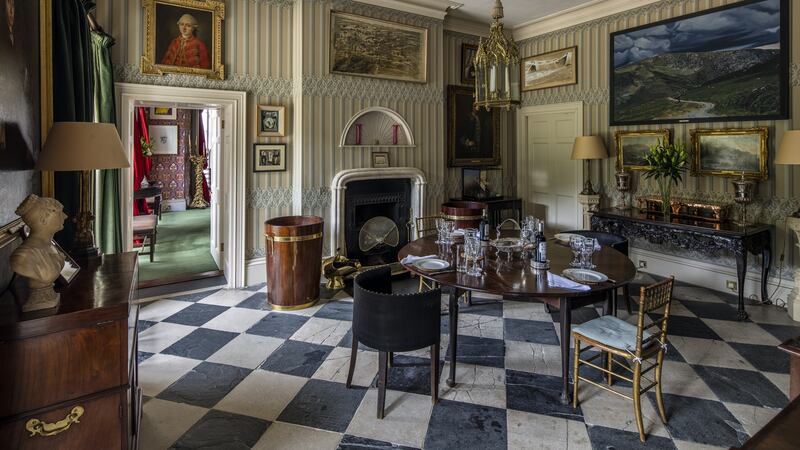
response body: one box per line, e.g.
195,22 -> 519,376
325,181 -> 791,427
150,106 -> 176,120
140,0 -> 225,80
330,11 -> 428,83
521,46 -> 578,91
615,129 -> 672,171
690,127 -> 768,180
447,85 -> 500,167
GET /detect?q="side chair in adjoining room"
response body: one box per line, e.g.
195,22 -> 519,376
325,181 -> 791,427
347,266 -> 442,419
571,276 -> 676,442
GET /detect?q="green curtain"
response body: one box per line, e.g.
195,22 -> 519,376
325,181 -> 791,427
91,31 -> 122,254
52,0 -> 93,249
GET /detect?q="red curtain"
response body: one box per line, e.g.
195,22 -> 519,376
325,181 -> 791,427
198,113 -> 211,202
133,107 -> 153,216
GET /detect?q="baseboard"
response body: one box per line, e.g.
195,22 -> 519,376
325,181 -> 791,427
165,199 -> 186,212
246,257 -> 267,286
628,247 -> 794,305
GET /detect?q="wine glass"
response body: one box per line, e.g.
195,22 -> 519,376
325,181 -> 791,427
569,235 -> 584,267
444,220 -> 456,245
580,238 -> 597,269
435,218 -> 447,244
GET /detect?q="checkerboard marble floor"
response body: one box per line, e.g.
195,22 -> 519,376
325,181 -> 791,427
136,273 -> 798,449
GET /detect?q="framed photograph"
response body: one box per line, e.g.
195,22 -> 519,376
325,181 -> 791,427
254,144 -> 286,172
615,129 -> 672,171
257,105 -> 285,137
53,240 -> 80,286
148,125 -> 179,154
140,0 -> 226,80
462,168 -> 503,200
447,85 -> 500,167
521,46 -> 578,91
461,43 -> 478,85
610,0 -> 789,125
690,127 -> 768,179
150,106 -> 176,120
371,151 -> 389,168
330,11 -> 428,83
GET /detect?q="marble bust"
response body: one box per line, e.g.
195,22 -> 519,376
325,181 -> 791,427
10,194 -> 68,312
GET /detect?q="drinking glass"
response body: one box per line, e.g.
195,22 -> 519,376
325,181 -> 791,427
464,231 -> 482,276
435,218 -> 446,244
569,235 -> 584,267
580,238 -> 597,269
455,244 -> 467,273
444,220 -> 456,244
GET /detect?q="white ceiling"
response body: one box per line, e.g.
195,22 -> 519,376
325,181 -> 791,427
448,0 -> 597,29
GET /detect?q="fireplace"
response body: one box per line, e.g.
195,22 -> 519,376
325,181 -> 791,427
329,167 -> 427,262
344,179 -> 411,266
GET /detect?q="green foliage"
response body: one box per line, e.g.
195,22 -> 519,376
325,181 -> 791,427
643,140 -> 688,187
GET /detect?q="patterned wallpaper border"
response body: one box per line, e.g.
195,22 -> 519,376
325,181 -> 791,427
251,0 -> 294,7
302,75 -> 444,103
521,87 -> 608,107
114,64 -> 294,98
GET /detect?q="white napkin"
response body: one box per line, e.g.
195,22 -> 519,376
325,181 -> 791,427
401,254 -> 437,265
547,272 -> 591,291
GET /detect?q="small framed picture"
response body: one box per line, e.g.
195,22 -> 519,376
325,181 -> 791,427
148,125 -> 179,154
461,43 -> 478,85
372,151 -> 389,168
150,106 -> 176,120
257,105 -> 286,137
53,240 -> 80,285
254,144 -> 286,172
690,127 -> 768,180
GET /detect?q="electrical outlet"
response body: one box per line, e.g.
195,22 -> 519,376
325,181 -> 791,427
638,260 -> 647,269
726,280 -> 737,291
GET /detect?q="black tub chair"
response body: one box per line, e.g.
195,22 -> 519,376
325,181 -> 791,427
557,230 -> 633,314
347,266 -> 442,419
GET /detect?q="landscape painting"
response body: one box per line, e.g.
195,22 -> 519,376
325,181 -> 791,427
691,127 -> 768,179
615,129 -> 671,171
330,12 -> 428,83
521,46 -> 577,91
610,0 -> 788,125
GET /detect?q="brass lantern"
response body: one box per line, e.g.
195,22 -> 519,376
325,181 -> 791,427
473,0 -> 521,110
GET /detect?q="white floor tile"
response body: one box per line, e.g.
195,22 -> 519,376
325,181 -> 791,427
215,369 -> 308,421
313,346 -> 378,387
202,307 -> 269,333
702,319 -> 781,346
138,398 -> 208,450
138,322 -> 196,354
198,289 -> 255,307
439,362 -> 506,409
138,299 -> 192,322
671,336 -> 755,370
723,402 -> 780,437
578,382 -> 671,438
506,410 -> 590,450
504,340 -> 562,376
252,422 -> 342,450
139,354 -> 199,397
503,300 -> 553,321
659,360 -> 718,401
207,333 -> 284,369
290,317 -> 351,347
457,313 -> 505,340
346,389 -> 433,448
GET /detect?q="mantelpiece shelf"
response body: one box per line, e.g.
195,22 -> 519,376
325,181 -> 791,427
339,107 -> 415,148
339,145 -> 416,149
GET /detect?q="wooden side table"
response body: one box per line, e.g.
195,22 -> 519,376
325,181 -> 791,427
779,336 -> 800,401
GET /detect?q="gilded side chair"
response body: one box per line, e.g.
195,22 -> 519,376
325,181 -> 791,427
571,276 -> 675,442
414,216 -> 440,292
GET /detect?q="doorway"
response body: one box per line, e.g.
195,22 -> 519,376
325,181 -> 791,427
116,83 -> 247,289
516,102 -> 583,232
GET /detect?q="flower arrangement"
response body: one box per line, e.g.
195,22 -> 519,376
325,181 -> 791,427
643,140 -> 688,217
141,137 -> 154,157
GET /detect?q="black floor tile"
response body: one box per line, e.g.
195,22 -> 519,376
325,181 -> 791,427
236,292 -> 268,310
138,320 -> 158,332
423,399 -> 507,450
137,351 -> 155,364
246,312 -> 309,339
163,303 -> 228,326
586,424 -> 676,450
446,335 -> 505,369
649,392 -> 748,448
504,318 -> 559,345
461,299 -> 503,317
680,300 -> 742,322
692,365 -> 788,408
157,362 -> 250,408
758,323 -> 800,342
387,354 -> 439,396
171,409 -> 269,449
277,379 -> 367,433
658,315 -> 722,340
338,435 -> 419,450
314,301 -> 354,321
505,369 -> 583,421
162,288 -> 222,303
728,342 -> 790,374
162,328 -> 238,360
261,340 -> 334,378
337,328 -> 374,351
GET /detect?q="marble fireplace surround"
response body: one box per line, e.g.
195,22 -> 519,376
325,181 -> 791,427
330,167 -> 426,256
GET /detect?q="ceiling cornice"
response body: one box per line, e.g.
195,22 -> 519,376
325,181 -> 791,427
352,0 -> 462,20
443,16 -> 489,37
513,0 -> 660,41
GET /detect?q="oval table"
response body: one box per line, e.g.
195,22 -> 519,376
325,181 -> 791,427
399,235 -> 637,403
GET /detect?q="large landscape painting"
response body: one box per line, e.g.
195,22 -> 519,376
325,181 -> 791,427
330,12 -> 427,83
610,0 -> 788,125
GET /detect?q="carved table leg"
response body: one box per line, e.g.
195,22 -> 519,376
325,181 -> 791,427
761,246 -> 772,305
447,288 -> 462,387
735,251 -> 749,321
559,297 -> 572,404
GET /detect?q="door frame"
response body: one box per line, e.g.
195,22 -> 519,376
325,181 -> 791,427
516,101 -> 584,230
115,83 -> 247,289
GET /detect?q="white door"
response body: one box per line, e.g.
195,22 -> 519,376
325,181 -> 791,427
517,102 -> 583,232
205,109 -> 223,268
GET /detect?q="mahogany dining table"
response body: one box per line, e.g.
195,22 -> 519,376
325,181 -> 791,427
398,234 -> 638,404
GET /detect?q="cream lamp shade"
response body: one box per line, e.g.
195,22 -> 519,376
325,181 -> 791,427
775,130 -> 800,165
571,136 -> 607,160
36,122 -> 130,171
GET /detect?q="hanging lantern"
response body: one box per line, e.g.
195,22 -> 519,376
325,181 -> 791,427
473,0 -> 520,111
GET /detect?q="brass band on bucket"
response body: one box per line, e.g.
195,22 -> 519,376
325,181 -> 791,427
264,232 -> 323,243
441,214 -> 482,221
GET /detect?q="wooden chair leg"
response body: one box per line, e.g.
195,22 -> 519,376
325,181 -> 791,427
430,343 -> 440,404
632,362 -> 646,442
346,337 -> 358,388
572,336 -> 580,409
388,352 -> 394,367
544,302 -> 552,313
654,351 -> 668,424
377,351 -> 388,419
150,231 -> 157,262
623,284 -> 632,315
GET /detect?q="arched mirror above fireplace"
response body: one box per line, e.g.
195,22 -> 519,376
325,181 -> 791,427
339,107 -> 415,148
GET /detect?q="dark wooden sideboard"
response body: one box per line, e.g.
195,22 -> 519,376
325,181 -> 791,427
591,208 -> 772,321
450,197 -> 522,228
0,252 -> 140,449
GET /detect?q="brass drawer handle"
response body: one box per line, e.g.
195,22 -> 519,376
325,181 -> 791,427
25,406 -> 84,437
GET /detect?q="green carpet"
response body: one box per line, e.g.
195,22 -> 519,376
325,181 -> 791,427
137,208 -> 219,282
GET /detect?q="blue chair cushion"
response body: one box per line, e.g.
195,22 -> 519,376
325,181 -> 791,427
572,315 -> 652,352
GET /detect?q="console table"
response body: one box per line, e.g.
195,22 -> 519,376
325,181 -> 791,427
450,197 -> 522,228
591,208 -> 772,321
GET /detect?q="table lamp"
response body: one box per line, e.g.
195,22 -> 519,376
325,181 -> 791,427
571,136 -> 607,195
776,130 -> 800,217
36,122 -> 130,260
